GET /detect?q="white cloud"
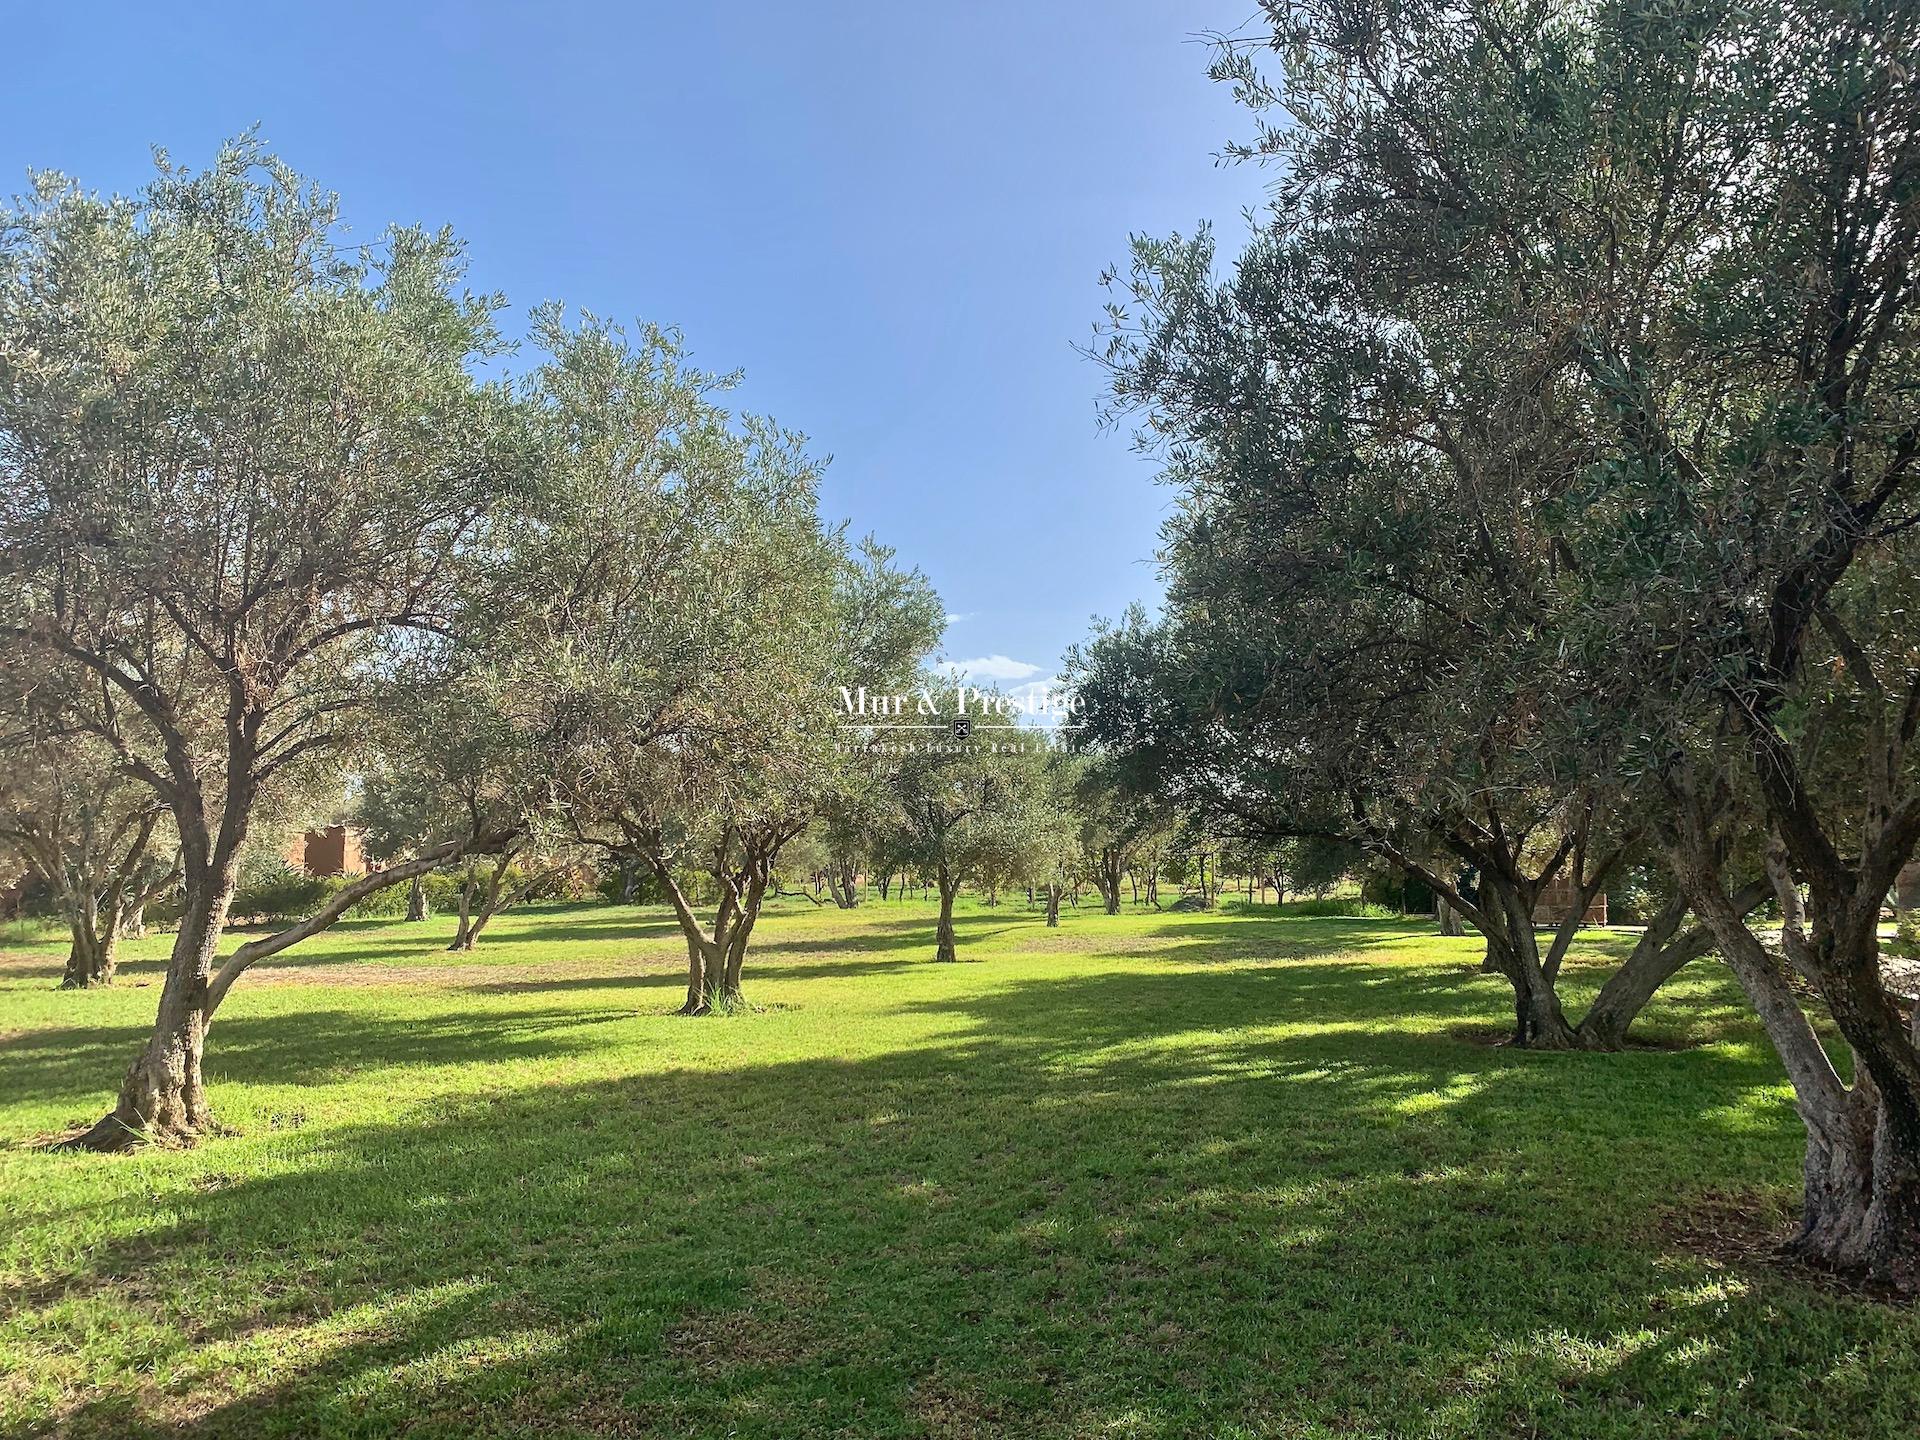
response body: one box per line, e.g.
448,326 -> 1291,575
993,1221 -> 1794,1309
943,611 -> 975,626
1005,676 -> 1058,702
944,654 -> 1044,682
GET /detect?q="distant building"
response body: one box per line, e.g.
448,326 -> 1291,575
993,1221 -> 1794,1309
285,824 -> 366,877
1532,875 -> 1607,927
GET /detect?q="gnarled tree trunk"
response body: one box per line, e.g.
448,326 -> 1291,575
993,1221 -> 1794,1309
644,827 -> 782,1014
449,852 -> 548,953
1671,810 -> 1920,1291
63,835 -> 496,1152
1574,882 -> 1764,1049
1472,872 -> 1581,1049
66,864 -> 232,1150
935,865 -> 961,961
448,877 -> 477,951
61,886 -> 121,989
1095,848 -> 1124,916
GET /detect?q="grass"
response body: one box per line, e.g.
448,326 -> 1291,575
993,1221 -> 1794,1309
0,894 -> 1913,1438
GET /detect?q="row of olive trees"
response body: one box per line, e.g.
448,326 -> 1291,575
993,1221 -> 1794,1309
0,139 -> 942,1146
1070,0 -> 1920,1289
797,712 -> 1250,954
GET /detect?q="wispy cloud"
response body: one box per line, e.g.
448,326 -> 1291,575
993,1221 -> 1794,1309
943,611 -> 975,626
944,654 -> 1044,682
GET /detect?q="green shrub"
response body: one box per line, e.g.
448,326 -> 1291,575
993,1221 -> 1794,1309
1893,911 -> 1920,960
1275,896 -> 1397,919
231,867 -> 417,925
230,867 -> 332,926
594,863 -> 708,907
339,875 -> 408,919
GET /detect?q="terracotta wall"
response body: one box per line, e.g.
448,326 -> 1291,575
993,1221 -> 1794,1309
285,825 -> 367,877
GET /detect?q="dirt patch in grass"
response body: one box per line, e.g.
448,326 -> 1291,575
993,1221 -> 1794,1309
1661,1187 -> 1914,1307
266,954 -> 686,991
664,1269 -> 827,1376
907,1371 -> 1017,1439
1446,1023 -> 1695,1051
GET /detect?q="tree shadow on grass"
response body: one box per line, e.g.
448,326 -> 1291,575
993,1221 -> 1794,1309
12,957 -> 1907,1439
0,1005 -> 641,1123
0,909 -> 694,988
746,921 -> 1030,962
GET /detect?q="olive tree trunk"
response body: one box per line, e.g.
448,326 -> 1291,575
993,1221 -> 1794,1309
935,865 -> 961,962
448,877 -> 477,951
65,860 -> 234,1149
1095,848 -> 1124,916
61,888 -> 121,989
1668,799 -> 1920,1291
644,828 -> 785,1014
63,837 -> 491,1151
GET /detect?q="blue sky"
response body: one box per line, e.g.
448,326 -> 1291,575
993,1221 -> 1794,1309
1,2 -> 1267,686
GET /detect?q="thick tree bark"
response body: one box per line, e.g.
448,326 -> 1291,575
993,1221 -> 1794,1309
1574,882 -> 1766,1049
1373,829 -> 1667,1051
1437,897 -> 1465,937
644,830 -> 782,1013
1670,815 -> 1920,1290
719,883 -> 761,1002
64,867 -> 231,1150
679,934 -> 719,1015
406,872 -> 429,922
1477,885 -> 1505,973
1473,872 -> 1581,1049
1045,882 -> 1062,928
823,859 -> 860,909
1096,848 -> 1123,916
448,876 -> 478,951
60,888 -> 120,988
64,835 -> 495,1151
935,866 -> 961,961
1575,892 -> 1693,1049
450,853 -> 549,953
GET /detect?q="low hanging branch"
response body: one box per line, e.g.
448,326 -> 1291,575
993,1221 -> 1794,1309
205,831 -> 511,1016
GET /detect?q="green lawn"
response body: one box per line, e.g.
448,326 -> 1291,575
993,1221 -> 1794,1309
1,897 -> 1913,1438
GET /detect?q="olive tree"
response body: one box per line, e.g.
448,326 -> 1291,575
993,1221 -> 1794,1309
886,704 -> 1049,961
0,141 -> 522,1147
1527,3 -> 1920,1285
1075,0 -> 1795,1048
1191,0 -> 1920,1280
501,312 -> 939,1012
0,657 -> 177,987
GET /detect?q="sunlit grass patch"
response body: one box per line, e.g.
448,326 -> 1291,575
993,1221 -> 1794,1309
0,897 -> 1912,1437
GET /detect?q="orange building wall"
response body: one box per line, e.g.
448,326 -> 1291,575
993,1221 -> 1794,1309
285,825 -> 367,877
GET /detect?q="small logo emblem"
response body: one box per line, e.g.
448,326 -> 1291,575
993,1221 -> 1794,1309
950,716 -> 973,739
